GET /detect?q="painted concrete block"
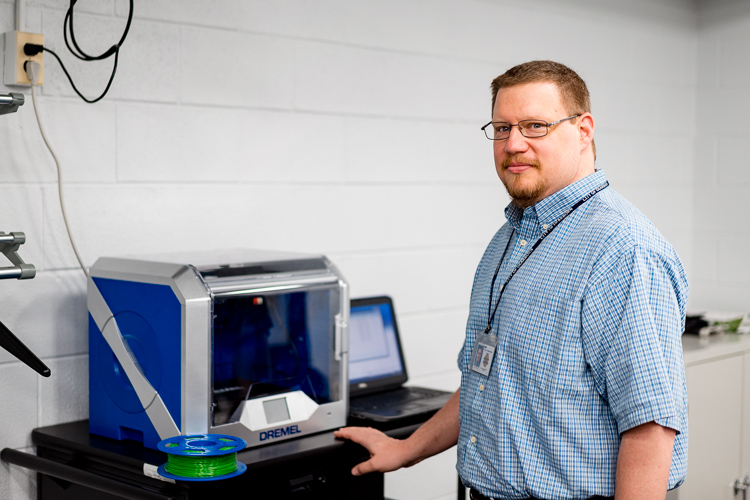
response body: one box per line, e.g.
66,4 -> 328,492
33,98 -> 116,183
0,268 -> 86,363
717,136 -> 750,186
399,310 -> 468,379
39,354 -> 88,426
0,102 -> 60,183
181,26 -> 295,109
117,104 -> 345,183
347,118 -> 432,184
115,0 -> 347,41
0,363 -> 38,449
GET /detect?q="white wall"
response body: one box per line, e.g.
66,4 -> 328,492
692,0 -> 750,313
0,1 -> 705,499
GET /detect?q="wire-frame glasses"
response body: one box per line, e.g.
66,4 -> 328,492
481,114 -> 581,140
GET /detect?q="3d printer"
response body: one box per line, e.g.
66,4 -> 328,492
88,250 -> 349,450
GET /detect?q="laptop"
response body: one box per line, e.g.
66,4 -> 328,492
347,296 -> 453,425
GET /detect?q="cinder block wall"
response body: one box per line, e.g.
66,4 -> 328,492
0,1 -> 700,499
692,1 -> 750,312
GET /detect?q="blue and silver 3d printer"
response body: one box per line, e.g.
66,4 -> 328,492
88,249 -> 349,450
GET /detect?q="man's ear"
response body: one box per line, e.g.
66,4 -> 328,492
578,113 -> 595,151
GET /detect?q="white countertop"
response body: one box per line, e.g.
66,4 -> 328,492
682,333 -> 750,365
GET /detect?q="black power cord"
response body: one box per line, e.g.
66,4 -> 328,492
24,0 -> 134,104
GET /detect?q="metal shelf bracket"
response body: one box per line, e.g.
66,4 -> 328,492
0,231 -> 35,280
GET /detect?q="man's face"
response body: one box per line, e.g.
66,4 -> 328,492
492,82 -> 587,208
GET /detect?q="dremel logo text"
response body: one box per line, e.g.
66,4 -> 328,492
259,424 -> 301,442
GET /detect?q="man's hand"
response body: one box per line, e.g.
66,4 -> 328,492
333,427 -> 418,475
335,389 -> 461,476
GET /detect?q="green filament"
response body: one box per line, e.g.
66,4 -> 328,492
164,452 -> 239,478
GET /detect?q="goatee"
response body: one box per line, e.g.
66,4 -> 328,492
500,156 -> 546,208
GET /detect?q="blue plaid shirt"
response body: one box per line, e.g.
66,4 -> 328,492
457,170 -> 688,499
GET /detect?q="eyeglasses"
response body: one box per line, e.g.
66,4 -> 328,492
481,114 -> 581,140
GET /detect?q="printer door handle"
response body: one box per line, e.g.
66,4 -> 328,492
335,316 -> 346,362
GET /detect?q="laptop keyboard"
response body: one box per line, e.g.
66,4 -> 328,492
350,387 -> 447,411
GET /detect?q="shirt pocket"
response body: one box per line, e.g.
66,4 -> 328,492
503,290 -> 588,404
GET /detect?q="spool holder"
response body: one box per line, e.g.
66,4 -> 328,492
0,93 -> 24,116
0,232 -> 35,280
0,86 -> 51,377
0,231 -> 49,377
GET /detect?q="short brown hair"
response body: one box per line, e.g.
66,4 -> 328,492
490,60 -> 591,116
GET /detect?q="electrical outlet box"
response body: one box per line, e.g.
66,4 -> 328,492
4,31 -> 44,86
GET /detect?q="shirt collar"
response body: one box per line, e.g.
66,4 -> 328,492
504,170 -> 607,230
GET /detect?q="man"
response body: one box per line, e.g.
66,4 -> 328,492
335,60 -> 688,500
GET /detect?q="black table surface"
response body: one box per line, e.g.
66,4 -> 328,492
32,419 -> 422,471
30,419 -> 424,500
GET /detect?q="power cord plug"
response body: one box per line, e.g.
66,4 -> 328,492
24,60 -> 41,87
23,43 -> 44,57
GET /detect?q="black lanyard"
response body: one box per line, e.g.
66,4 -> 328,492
485,181 -> 609,334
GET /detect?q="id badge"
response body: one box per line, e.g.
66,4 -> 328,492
469,331 -> 498,377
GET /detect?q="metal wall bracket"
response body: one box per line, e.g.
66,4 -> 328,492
0,232 -> 36,279
0,231 -> 48,376
0,93 -> 24,115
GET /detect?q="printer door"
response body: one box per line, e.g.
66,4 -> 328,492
211,286 -> 342,426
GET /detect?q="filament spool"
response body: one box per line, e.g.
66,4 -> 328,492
157,434 -> 247,481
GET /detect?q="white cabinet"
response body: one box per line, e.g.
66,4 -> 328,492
670,335 -> 750,500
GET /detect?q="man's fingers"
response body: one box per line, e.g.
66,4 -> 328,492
334,426 -> 377,447
335,427 -> 379,476
333,427 -> 359,440
335,427 -> 403,476
352,458 -> 377,476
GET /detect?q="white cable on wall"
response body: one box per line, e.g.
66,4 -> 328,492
26,61 -> 89,279
15,0 -> 25,31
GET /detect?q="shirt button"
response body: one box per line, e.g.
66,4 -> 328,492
470,436 -> 476,443
479,384 -> 484,391
542,224 -> 549,230
520,239 -> 528,246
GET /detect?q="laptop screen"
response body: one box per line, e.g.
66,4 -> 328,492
348,297 -> 408,391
